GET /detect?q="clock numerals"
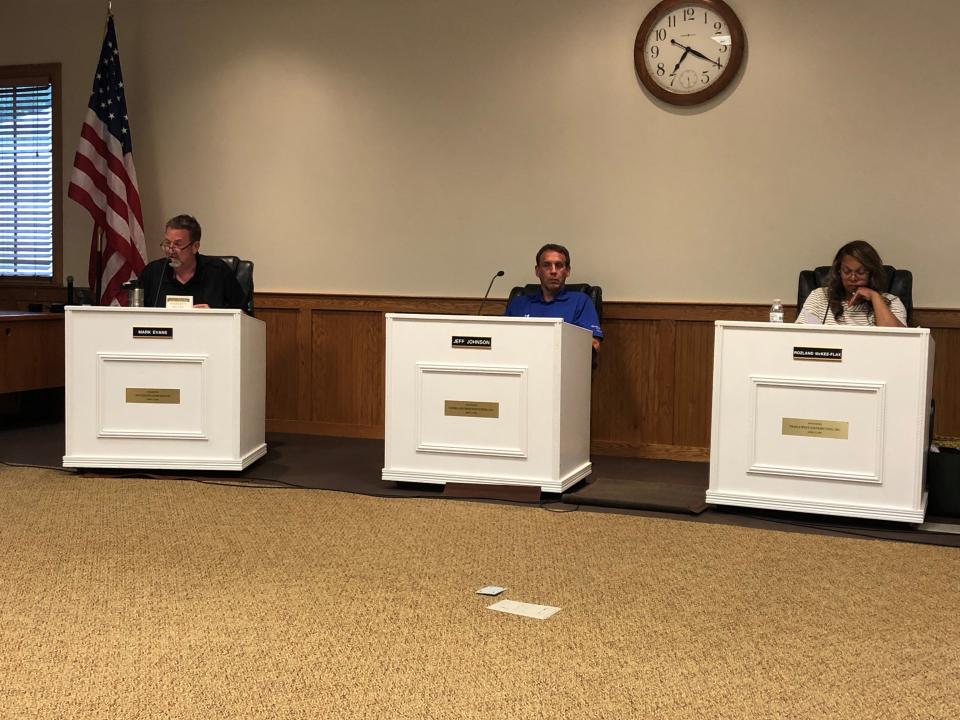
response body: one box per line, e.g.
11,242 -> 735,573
634,0 -> 745,106
644,9 -> 730,95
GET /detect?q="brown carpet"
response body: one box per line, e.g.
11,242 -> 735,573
2,420 -> 959,547
1,465 -> 957,719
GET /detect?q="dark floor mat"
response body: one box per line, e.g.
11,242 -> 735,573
563,476 -> 709,514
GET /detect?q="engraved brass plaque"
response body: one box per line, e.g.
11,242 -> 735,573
126,388 -> 181,404
444,400 -> 499,418
782,417 -> 848,439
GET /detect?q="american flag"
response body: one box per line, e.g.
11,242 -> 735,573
67,14 -> 146,306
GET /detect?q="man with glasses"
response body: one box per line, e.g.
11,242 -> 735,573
138,214 -> 246,310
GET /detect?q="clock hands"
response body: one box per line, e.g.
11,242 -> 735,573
670,39 -> 722,70
670,47 -> 690,76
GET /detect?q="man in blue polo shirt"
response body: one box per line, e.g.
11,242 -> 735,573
505,244 -> 603,350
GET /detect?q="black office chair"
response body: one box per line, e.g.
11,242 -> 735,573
213,255 -> 255,316
506,283 -> 603,325
797,265 -> 913,325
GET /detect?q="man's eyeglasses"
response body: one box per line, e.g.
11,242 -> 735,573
159,240 -> 196,252
840,267 -> 868,279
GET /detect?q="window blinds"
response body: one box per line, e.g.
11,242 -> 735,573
0,80 -> 54,277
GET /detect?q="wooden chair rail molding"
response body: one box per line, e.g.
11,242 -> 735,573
255,292 -> 960,460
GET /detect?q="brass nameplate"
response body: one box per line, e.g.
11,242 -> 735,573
126,388 -> 181,404
444,400 -> 499,418
782,417 -> 848,439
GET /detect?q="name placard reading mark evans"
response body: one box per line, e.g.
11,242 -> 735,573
133,326 -> 173,339
452,336 -> 492,349
126,388 -> 181,404
782,417 -> 848,439
793,346 -> 842,361
445,400 -> 499,418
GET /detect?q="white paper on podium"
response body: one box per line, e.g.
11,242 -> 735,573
798,309 -> 823,324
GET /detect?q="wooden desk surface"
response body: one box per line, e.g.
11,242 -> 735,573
0,312 -> 65,393
0,311 -> 66,321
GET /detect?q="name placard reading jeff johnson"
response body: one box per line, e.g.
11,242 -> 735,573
451,336 -> 492,349
793,346 -> 842,361
133,326 -> 173,339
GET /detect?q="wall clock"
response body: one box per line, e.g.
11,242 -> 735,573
634,0 -> 745,106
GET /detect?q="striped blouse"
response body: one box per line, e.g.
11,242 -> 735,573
796,287 -> 907,326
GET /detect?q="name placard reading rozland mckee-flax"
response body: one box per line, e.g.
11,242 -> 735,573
793,346 -> 842,361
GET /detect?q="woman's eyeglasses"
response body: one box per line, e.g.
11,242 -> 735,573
840,267 -> 868,279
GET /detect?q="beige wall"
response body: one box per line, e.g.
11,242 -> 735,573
3,0 -> 958,305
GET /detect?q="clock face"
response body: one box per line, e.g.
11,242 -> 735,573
634,0 -> 745,106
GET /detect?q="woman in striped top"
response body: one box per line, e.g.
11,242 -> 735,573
796,241 -> 907,327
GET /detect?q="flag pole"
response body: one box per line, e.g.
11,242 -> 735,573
95,226 -> 104,305
69,9 -> 147,306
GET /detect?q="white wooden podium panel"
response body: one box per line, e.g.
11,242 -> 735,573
64,307 -> 266,470
382,314 -> 593,492
708,321 -> 934,523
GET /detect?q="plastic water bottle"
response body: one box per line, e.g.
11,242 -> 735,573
769,298 -> 784,323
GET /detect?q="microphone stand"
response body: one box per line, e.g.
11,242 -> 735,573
153,261 -> 169,308
478,270 -> 504,315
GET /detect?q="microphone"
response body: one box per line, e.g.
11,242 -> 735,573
478,270 -> 504,315
66,275 -> 74,305
153,260 -> 169,308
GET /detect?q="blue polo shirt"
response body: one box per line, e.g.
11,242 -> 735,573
504,289 -> 603,339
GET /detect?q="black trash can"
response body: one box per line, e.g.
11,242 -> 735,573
927,448 -> 960,517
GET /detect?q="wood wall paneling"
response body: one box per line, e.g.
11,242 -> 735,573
591,318 -> 676,454
0,314 -> 64,393
3,289 -> 955,454
931,327 -> 960,438
309,309 -> 384,432
253,294 -> 960,456
1,289 -> 937,457
259,308 -> 301,421
672,321 -> 715,449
